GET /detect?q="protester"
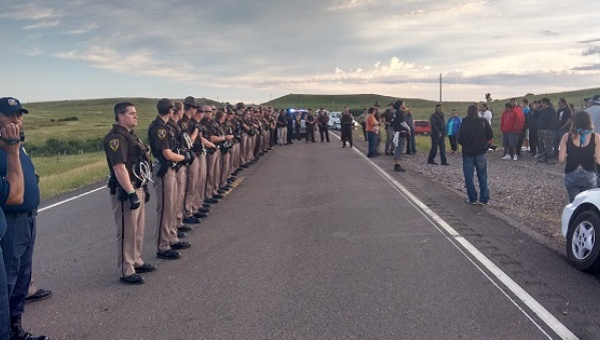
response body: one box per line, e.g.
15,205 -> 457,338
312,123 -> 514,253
458,104 -> 494,205
382,108 -> 395,155
392,100 -> 411,172
446,109 -> 462,153
366,107 -> 380,158
427,104 -> 449,165
357,108 -> 368,141
558,111 -> 600,202
554,98 -> 572,159
500,102 -> 524,160
536,97 -> 558,164
404,107 -> 416,154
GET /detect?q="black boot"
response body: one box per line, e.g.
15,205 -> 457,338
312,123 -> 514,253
10,315 -> 48,340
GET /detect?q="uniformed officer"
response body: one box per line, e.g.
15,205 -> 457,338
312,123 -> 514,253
180,97 -> 208,229
306,108 -> 316,143
200,107 -> 221,204
191,106 -> 214,212
104,101 -> 155,285
148,98 -> 193,260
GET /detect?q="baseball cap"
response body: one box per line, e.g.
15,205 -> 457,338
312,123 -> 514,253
0,97 -> 29,115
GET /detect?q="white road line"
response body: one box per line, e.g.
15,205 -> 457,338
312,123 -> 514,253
38,186 -> 105,213
332,132 -> 578,340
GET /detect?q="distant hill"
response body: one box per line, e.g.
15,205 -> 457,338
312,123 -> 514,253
19,87 -> 600,148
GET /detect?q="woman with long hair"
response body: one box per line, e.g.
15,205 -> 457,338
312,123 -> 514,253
558,111 -> 600,202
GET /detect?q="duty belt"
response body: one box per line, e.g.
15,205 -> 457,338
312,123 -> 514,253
5,209 -> 38,218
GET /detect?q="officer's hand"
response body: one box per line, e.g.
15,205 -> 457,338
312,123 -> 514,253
226,135 -> 233,140
0,123 -> 21,152
128,192 -> 141,210
187,150 -> 195,165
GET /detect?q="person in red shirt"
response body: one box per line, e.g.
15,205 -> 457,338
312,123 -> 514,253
500,102 -> 524,160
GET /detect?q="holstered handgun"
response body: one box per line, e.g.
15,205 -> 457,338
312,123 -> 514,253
107,175 -> 118,195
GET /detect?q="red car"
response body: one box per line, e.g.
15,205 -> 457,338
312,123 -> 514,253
413,120 -> 431,135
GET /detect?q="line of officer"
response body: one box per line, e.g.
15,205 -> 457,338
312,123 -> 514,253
148,99 -> 193,261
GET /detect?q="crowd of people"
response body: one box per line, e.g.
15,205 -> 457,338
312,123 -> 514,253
353,95 -> 600,205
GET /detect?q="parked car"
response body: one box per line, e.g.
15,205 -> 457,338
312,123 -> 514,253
328,112 -> 356,130
287,108 -> 308,136
413,120 -> 431,135
328,112 -> 341,130
561,188 -> 600,273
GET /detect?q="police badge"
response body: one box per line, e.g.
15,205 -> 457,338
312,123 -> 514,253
109,139 -> 119,151
157,129 -> 167,139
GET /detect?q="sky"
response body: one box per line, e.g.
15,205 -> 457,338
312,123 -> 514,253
1,0 -> 600,105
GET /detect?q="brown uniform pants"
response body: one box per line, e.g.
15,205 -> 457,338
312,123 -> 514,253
240,134 -> 248,165
111,187 -> 146,277
220,149 -> 232,186
184,156 -> 200,218
232,143 -> 241,170
206,151 -> 221,198
175,166 -> 187,224
196,153 -> 207,206
154,167 -> 178,252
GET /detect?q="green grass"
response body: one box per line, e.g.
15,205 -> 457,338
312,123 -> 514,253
32,152 -> 107,200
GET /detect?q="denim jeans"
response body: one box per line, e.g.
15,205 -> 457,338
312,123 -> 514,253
367,131 -> 377,157
462,154 -> 490,203
565,168 -> 597,202
428,135 -> 447,164
1,215 -> 36,319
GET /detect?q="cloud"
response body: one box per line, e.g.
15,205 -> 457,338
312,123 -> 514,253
62,24 -> 98,35
27,47 -> 43,56
0,4 -> 59,20
572,64 -> 600,71
55,45 -> 199,83
578,38 -> 600,44
582,47 -> 600,56
23,19 -> 60,29
540,30 -> 559,36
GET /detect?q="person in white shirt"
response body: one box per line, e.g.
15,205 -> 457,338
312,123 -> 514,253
479,103 -> 492,124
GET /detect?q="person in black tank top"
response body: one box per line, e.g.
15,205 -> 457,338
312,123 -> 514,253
559,111 -> 600,202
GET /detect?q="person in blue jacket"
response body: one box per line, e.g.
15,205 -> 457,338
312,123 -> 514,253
446,109 -> 462,153
0,97 -> 46,340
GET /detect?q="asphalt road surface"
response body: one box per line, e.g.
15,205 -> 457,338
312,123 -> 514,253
24,133 -> 600,339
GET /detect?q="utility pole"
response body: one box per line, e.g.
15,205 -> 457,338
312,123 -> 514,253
439,73 -> 442,103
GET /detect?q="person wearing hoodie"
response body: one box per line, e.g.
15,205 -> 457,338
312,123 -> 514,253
536,97 -> 558,164
391,100 -> 411,172
458,104 -> 494,205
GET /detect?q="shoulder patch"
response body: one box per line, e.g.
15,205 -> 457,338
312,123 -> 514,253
181,122 -> 188,130
109,139 -> 119,151
157,129 -> 167,140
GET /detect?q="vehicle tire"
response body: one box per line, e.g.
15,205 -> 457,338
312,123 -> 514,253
566,210 -> 600,273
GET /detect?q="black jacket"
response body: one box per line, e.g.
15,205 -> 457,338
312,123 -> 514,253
457,116 -> 493,157
430,112 -> 446,137
536,104 -> 558,130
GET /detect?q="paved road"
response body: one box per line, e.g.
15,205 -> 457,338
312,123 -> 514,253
23,134 -> 600,339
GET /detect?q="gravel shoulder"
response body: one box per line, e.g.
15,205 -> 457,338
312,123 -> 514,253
399,146 -> 566,251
